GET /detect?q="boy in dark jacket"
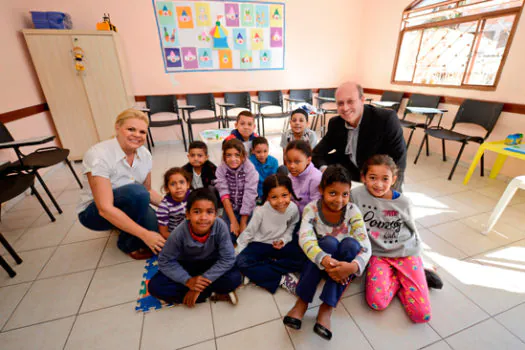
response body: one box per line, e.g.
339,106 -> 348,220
183,141 -> 217,189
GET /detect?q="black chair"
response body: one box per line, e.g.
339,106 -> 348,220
0,163 -> 55,276
219,92 -> 252,129
255,90 -> 291,136
183,93 -> 220,142
145,95 -> 188,152
368,91 -> 405,112
283,89 -> 314,131
314,88 -> 337,137
400,94 -> 441,150
0,122 -> 82,215
414,99 -> 504,180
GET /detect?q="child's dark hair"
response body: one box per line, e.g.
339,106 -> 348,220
188,140 -> 208,155
291,108 -> 309,122
186,188 -> 218,211
252,136 -> 268,149
362,154 -> 398,177
261,174 -> 301,203
222,138 -> 247,160
320,165 -> 352,190
236,110 -> 255,122
285,140 -> 312,157
162,167 -> 191,193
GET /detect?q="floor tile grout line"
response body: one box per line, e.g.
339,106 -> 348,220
208,300 -> 219,350
491,313 -> 525,345
0,314 -> 76,335
176,337 -> 216,350
138,313 -> 145,350
214,317 -> 282,340
417,338 -> 448,349
341,301 -> 377,350
61,314 -> 78,350
270,291 -> 296,350
1,242 -> 61,332
441,316 -> 495,340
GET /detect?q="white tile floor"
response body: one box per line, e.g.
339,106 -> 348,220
1,135 -> 525,350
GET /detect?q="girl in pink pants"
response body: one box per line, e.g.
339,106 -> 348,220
351,155 -> 431,323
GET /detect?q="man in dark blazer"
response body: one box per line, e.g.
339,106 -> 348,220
313,82 -> 407,189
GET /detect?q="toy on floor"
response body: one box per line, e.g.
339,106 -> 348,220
135,255 -> 174,312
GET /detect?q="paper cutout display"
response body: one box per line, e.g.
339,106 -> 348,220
251,28 -> 264,50
218,49 -> 233,69
259,49 -> 272,68
181,47 -> 198,69
198,48 -> 213,68
256,5 -> 269,28
164,48 -> 182,68
233,28 -> 247,50
269,4 -> 283,27
176,6 -> 194,28
225,3 -> 240,27
195,2 -> 211,26
240,50 -> 253,69
154,1 -> 285,72
270,27 -> 282,48
240,4 -> 255,27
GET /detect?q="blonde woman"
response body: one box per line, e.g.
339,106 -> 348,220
77,109 -> 165,259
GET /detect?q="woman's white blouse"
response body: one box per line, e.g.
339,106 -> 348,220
76,138 -> 152,213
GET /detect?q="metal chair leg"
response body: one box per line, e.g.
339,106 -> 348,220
406,128 -> 415,150
65,158 -> 83,189
261,117 -> 266,137
31,184 -> 56,222
425,133 -> 430,156
34,172 -> 62,214
146,133 -> 152,152
179,123 -> 188,152
414,134 -> 427,164
0,233 -> 23,265
448,143 -> 467,180
148,127 -> 155,147
442,139 -> 447,161
480,153 -> 484,177
0,255 -> 16,277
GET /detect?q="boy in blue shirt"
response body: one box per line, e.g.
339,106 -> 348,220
249,136 -> 279,198
148,188 -> 242,307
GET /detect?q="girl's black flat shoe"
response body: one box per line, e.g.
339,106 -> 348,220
313,322 -> 332,340
283,316 -> 302,330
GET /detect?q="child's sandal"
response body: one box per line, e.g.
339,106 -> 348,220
283,316 -> 302,330
313,323 -> 332,340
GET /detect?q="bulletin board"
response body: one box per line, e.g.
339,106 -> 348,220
153,0 -> 285,73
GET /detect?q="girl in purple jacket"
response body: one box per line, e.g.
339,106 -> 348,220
285,140 -> 322,214
216,139 -> 259,243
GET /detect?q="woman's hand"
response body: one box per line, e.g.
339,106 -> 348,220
230,220 -> 240,236
143,231 -> 166,254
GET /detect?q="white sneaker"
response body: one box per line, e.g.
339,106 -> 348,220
243,276 -> 251,285
210,291 -> 238,305
279,273 -> 299,295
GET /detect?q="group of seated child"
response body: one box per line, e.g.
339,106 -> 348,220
147,109 -> 436,341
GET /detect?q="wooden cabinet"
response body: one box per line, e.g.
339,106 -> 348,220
22,30 -> 135,160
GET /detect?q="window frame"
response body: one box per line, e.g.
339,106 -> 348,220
391,0 -> 524,90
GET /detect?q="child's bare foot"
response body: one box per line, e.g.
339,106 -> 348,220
314,303 -> 333,340
283,298 -> 308,330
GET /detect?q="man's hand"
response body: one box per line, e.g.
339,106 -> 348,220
272,240 -> 285,250
183,290 -> 200,307
185,276 -> 211,292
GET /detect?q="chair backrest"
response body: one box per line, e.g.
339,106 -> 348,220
0,122 -> 14,143
145,95 -> 178,117
406,93 -> 441,108
381,91 -> 404,103
258,90 -> 283,108
289,89 -> 313,104
186,93 -> 216,112
224,92 -> 251,110
453,99 -> 504,137
318,88 -> 336,99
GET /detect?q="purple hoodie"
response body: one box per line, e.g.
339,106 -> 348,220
215,159 -> 259,216
289,162 -> 322,213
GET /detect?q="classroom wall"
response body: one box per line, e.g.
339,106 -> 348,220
1,0 -> 363,150
359,0 -> 525,178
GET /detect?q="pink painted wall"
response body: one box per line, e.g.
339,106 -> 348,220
359,0 -> 525,178
1,0 -> 363,149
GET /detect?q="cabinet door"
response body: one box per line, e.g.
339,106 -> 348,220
24,34 -> 99,159
75,34 -> 133,141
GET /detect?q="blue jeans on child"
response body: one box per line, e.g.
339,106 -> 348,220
236,238 -> 306,294
78,183 -> 158,254
148,259 -> 242,304
222,210 -> 251,244
296,236 -> 361,308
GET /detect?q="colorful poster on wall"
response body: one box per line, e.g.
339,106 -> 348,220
153,0 -> 285,72
195,3 -> 211,26
255,5 -> 269,28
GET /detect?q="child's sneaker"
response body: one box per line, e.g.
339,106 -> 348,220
210,291 -> 238,305
425,268 -> 443,289
279,273 -> 299,295
243,276 -> 251,285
